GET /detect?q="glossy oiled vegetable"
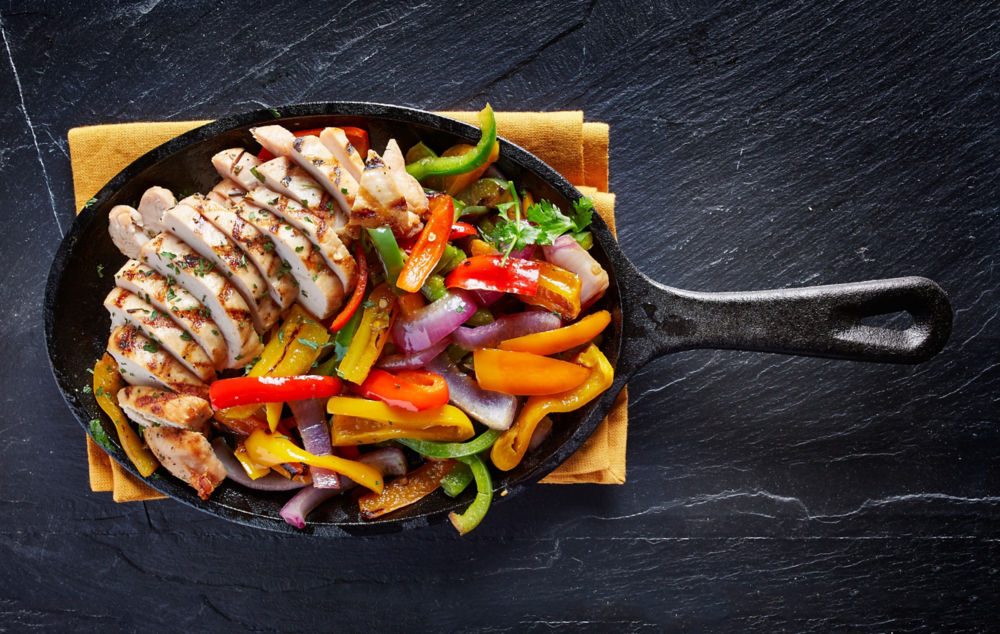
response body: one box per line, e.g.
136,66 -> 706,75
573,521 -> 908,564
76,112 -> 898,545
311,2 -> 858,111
338,284 -> 397,383
244,429 -> 385,494
358,458 -> 456,519
473,348 -> 591,395
93,354 -> 159,477
499,310 -> 611,355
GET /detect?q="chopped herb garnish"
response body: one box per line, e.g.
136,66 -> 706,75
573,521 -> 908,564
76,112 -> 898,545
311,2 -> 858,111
269,108 -> 281,118
142,342 -> 159,353
295,246 -> 304,252
340,188 -> 348,195
160,251 -> 177,259
250,166 -> 266,183
89,419 -> 113,451
179,331 -> 192,341
96,264 -> 104,278
84,197 -> 98,208
263,241 -> 276,252
82,385 -> 92,394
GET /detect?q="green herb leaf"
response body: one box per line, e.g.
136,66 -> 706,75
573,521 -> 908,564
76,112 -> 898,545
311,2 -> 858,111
297,337 -> 321,351
142,342 -> 159,354
89,419 -> 113,451
250,166 -> 266,183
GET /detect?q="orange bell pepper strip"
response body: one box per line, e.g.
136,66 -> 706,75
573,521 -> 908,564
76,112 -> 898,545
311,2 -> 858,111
396,194 -> 455,293
354,369 -> 449,411
256,128 -> 324,161
358,458 -> 455,519
396,292 -> 425,318
449,222 -> 477,240
337,283 -> 397,384
519,261 -> 582,320
330,415 -> 474,445
473,348 -> 590,395
491,344 -> 614,471
340,126 -> 370,157
326,396 -> 474,440
92,354 -> 159,477
468,238 -> 498,257
499,310 -> 611,356
327,246 -> 368,332
244,429 -> 384,494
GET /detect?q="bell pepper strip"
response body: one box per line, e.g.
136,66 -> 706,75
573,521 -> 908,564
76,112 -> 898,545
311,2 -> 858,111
491,344 -> 614,471
518,261 -> 582,320
357,458 -> 455,519
340,126 -> 370,157
327,396 -> 474,437
445,255 -> 540,295
337,283 -> 397,383
465,307 -> 495,327
455,178 -> 514,209
331,415 -> 473,445
474,348 -> 590,395
397,428 -> 502,459
209,375 -> 342,410
366,227 -> 405,287
354,369 -> 449,412
406,104 -> 497,181
450,222 -> 477,240
245,429 -> 384,494
212,408 -> 268,437
440,461 -> 474,497
468,238 -> 499,257
404,140 -> 438,164
449,454 -> 493,535
92,354 -> 159,477
397,292 -> 426,318
439,139 -> 501,195
316,307 -> 364,377
234,442 -> 272,480
432,244 -> 466,276
499,310 -> 611,356
256,128 -> 324,161
420,274 -> 448,302
327,246 -> 368,332
396,194 -> 455,293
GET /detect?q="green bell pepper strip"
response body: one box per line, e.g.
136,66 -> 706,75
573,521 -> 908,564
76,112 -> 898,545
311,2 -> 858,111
420,273 -> 448,302
397,428 -> 502,459
366,227 -> 405,287
449,454 -> 493,535
432,244 -> 466,276
465,307 -> 494,327
440,461 -> 474,498
572,230 -> 594,250
315,308 -> 363,376
406,105 -> 497,182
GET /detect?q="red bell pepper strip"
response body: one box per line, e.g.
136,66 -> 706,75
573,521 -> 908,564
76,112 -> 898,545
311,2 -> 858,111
341,126 -> 370,157
353,368 -> 449,412
328,246 -> 369,332
450,222 -> 477,240
209,375 -> 342,410
256,128 -> 324,162
444,254 -> 540,295
396,194 -> 455,293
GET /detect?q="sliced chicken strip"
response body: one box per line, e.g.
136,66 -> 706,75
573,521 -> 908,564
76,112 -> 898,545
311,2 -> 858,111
143,426 -> 226,500
141,234 -> 262,368
114,260 -> 228,371
117,386 -> 212,435
229,201 -> 345,319
254,156 -> 326,210
252,125 -> 356,224
103,287 -> 215,382
166,196 -> 280,331
212,149 -> 356,292
108,205 -> 148,259
319,127 -> 365,182
137,186 -> 175,235
200,181 -> 297,309
108,325 -> 209,400
383,139 -> 429,217
352,150 -> 423,238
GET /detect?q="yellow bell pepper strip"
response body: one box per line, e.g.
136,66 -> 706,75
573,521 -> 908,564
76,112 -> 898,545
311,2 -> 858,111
468,238 -> 499,257
473,348 -> 590,395
358,458 -> 455,519
396,194 -> 455,293
439,139 -> 501,195
331,415 -> 473,445
209,375 -> 342,410
244,429 -> 384,494
491,344 -> 614,471
326,396 -> 475,441
499,310 -> 611,356
234,442 -> 272,480
405,104 -> 497,182
92,354 -> 159,477
337,283 -> 397,383
519,261 -> 583,320
449,454 -> 493,535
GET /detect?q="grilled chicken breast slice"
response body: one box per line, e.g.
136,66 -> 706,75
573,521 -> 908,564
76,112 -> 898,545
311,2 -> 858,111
383,139 -> 429,217
232,203 -> 345,319
143,426 -> 226,500
254,156 -> 326,210
166,196 -> 280,331
319,127 -> 366,182
114,260 -> 229,370
141,234 -> 262,368
137,186 -> 175,235
212,149 -> 357,292
103,288 -> 215,382
108,325 -> 209,400
251,125 -> 356,224
117,386 -> 212,434
352,150 -> 423,238
108,205 -> 148,259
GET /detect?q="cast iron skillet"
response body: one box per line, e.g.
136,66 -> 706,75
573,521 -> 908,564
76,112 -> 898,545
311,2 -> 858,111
45,103 -> 953,535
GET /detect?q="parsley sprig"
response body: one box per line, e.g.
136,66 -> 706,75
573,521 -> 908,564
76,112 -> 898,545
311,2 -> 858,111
484,184 -> 595,261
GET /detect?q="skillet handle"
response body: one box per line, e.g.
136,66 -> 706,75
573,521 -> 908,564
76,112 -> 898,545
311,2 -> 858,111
617,259 -> 952,375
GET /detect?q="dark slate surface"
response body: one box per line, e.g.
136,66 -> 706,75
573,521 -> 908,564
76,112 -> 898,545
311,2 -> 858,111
1,0 -> 997,629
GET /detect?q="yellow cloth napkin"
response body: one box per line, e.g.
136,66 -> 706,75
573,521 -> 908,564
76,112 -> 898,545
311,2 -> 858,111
69,111 -> 626,501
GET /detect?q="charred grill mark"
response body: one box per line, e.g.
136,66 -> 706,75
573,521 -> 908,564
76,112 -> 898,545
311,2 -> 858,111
293,137 -> 303,152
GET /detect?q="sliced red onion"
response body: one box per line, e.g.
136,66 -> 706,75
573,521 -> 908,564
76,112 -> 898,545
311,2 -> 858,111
391,289 -> 476,353
528,416 -> 554,451
471,289 -> 503,306
210,438 -> 308,492
377,337 -> 451,371
426,355 -> 518,430
543,235 -> 610,305
509,244 -> 536,260
289,399 -> 339,489
482,165 -> 508,181
451,311 -> 562,350
279,447 -> 410,529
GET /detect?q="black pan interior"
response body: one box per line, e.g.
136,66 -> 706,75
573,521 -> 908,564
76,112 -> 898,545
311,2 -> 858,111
45,103 -> 627,535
